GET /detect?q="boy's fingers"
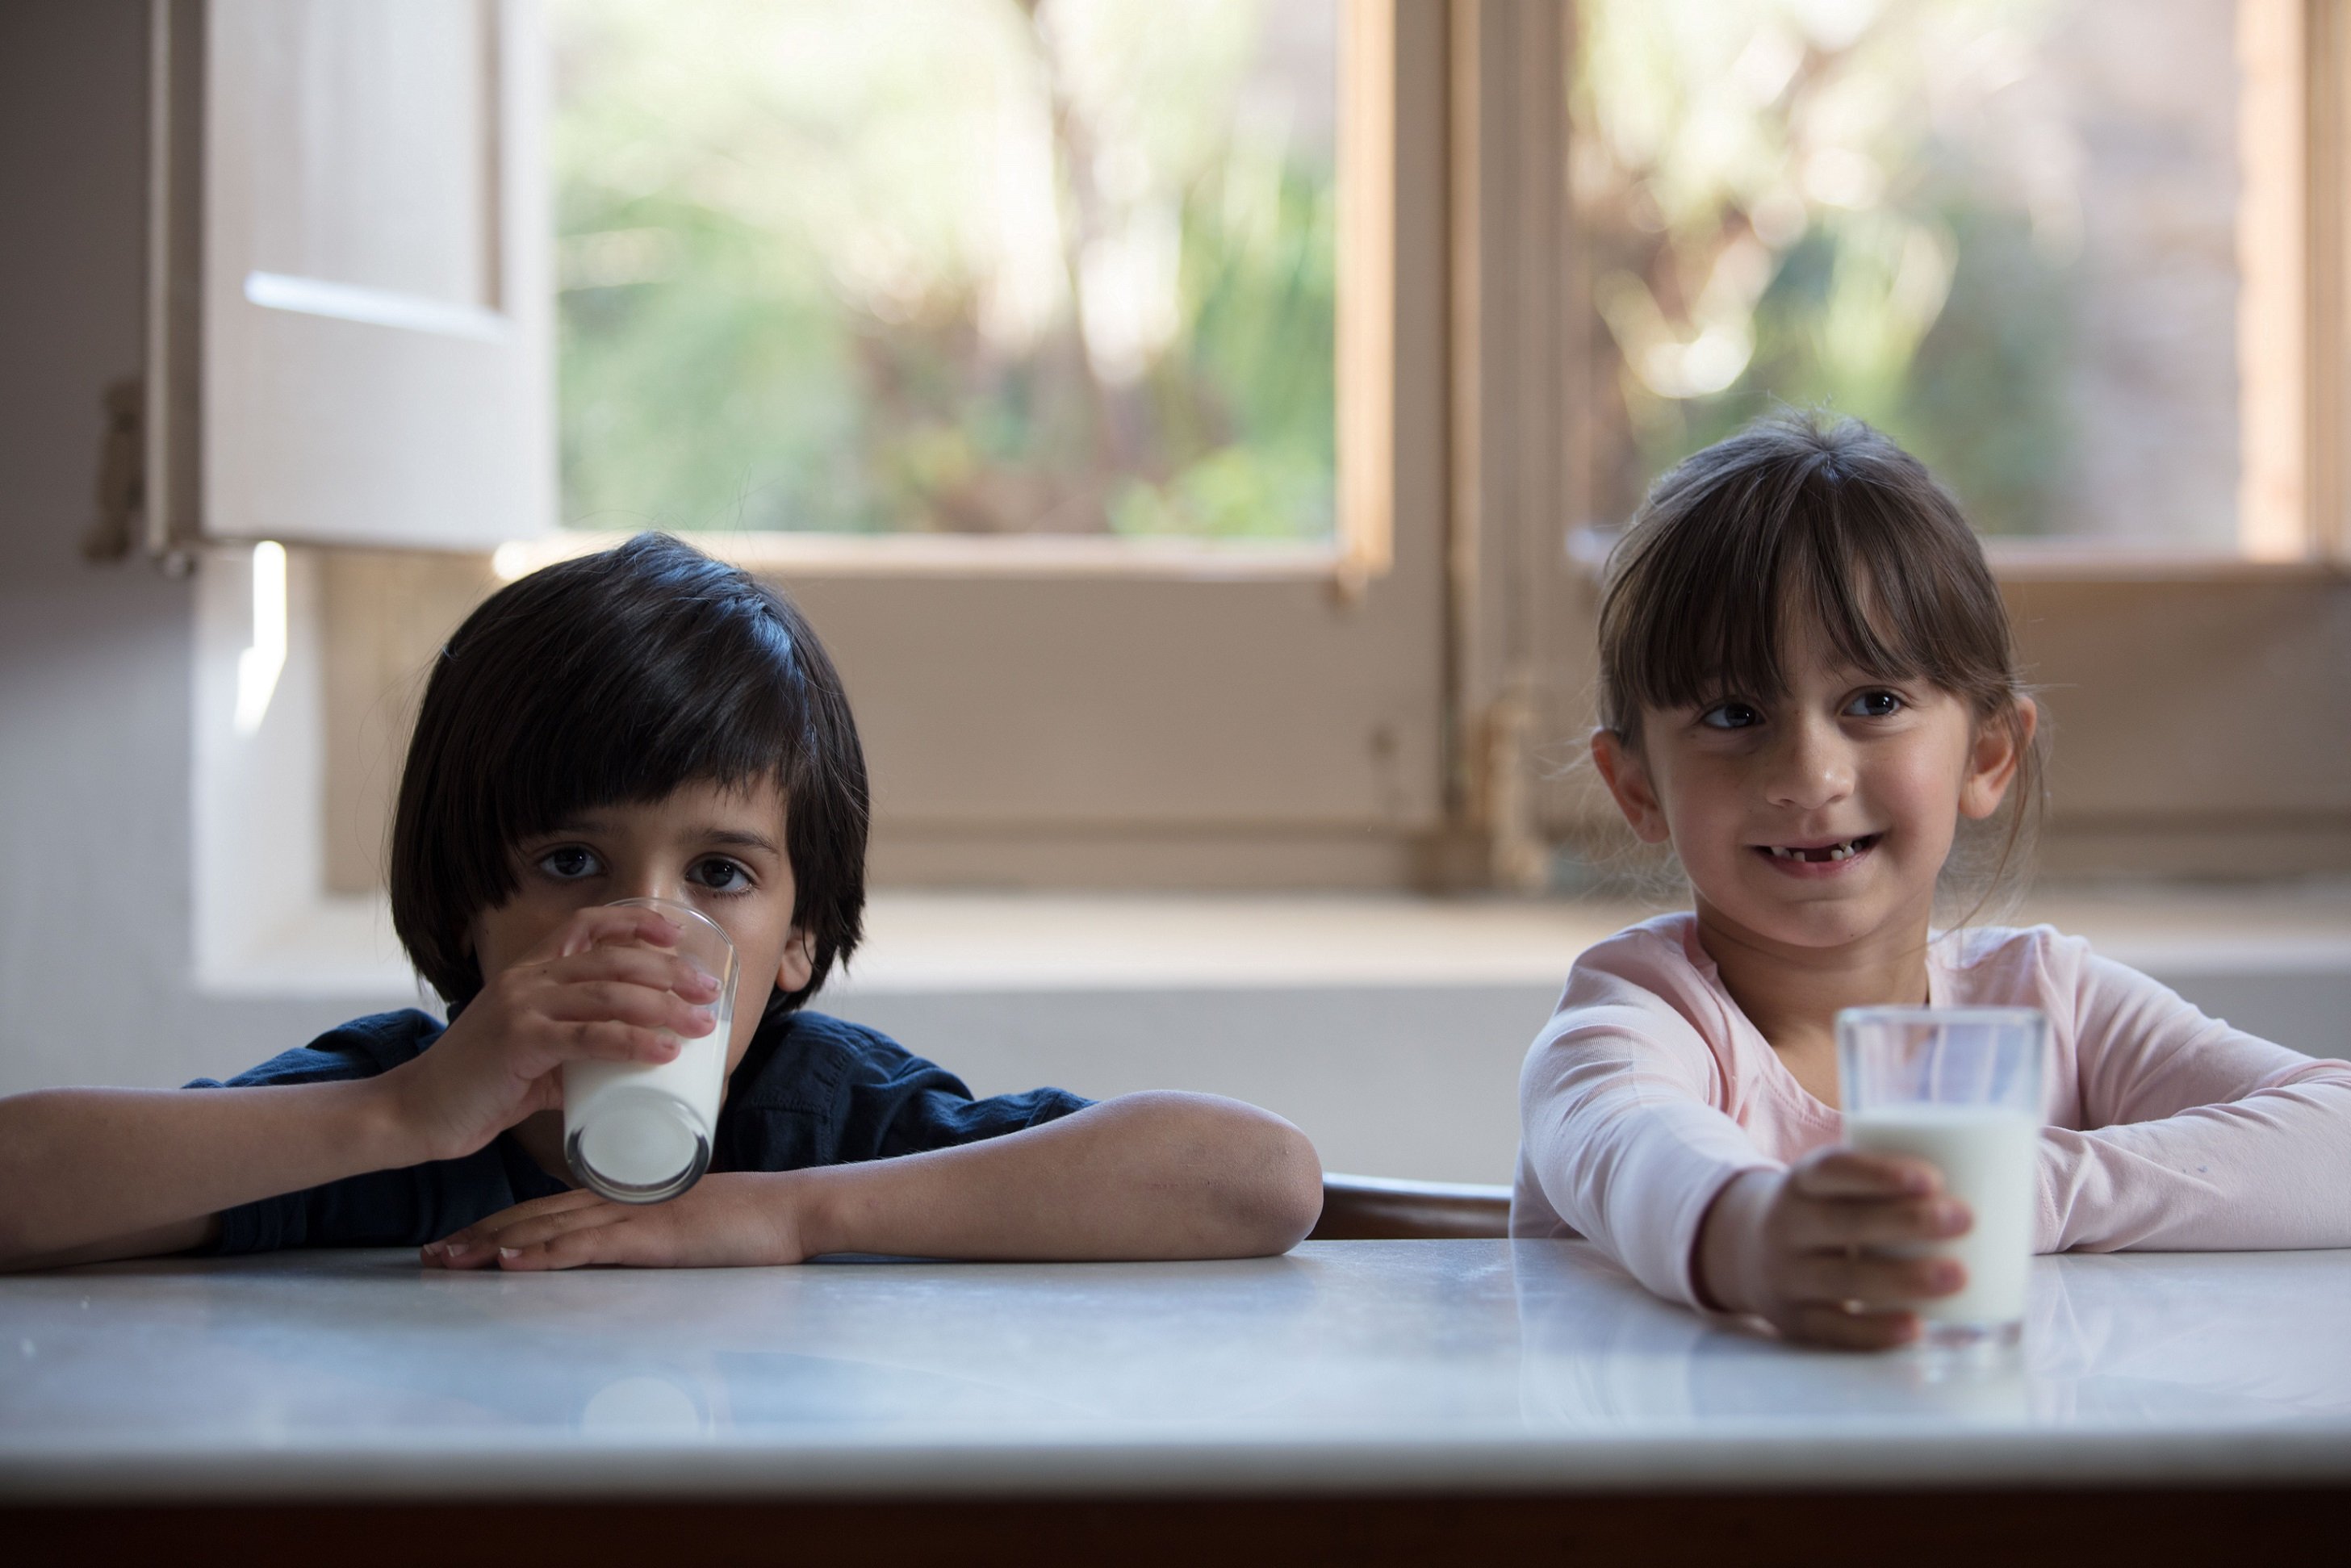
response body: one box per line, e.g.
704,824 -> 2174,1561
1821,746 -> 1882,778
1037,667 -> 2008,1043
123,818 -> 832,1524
1793,1250 -> 1965,1307
547,1020 -> 685,1067
1788,1194 -> 1971,1250
549,905 -> 681,961
423,1190 -> 606,1260
1787,1302 -> 1922,1351
479,1201 -> 633,1255
1793,1149 -> 1940,1200
497,1216 -> 667,1273
542,945 -> 720,1003
538,977 -> 716,1036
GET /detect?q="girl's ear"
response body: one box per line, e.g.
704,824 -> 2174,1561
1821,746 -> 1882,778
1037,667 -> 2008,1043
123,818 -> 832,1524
1959,697 -> 2038,821
1592,726 -> 1673,845
776,926 -> 816,997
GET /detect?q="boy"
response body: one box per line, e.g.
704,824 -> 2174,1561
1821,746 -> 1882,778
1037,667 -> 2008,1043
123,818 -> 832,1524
0,535 -> 1324,1271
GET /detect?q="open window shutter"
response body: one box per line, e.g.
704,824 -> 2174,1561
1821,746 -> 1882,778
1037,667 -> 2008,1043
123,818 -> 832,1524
149,0 -> 551,551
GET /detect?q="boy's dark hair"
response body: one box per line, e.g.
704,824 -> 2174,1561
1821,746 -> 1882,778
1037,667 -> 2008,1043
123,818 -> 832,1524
390,533 -> 867,1016
1596,412 -> 2043,911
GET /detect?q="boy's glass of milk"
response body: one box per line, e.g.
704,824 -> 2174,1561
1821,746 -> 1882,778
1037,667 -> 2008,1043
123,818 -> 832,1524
563,897 -> 739,1205
1836,1006 -> 2048,1348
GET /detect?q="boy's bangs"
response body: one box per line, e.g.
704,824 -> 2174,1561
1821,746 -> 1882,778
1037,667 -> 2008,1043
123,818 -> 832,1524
490,612 -> 814,855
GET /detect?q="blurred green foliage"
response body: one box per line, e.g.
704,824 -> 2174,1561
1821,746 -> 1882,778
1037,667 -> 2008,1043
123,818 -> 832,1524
553,0 -> 1337,539
1576,0 -> 2079,536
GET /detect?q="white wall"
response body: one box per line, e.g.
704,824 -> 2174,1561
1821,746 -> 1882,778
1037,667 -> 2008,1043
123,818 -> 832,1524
0,2 -> 414,1098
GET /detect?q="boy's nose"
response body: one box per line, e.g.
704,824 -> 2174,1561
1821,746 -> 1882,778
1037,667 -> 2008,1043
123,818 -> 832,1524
612,868 -> 686,905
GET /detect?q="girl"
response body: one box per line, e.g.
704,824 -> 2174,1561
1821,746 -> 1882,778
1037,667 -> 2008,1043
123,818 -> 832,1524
0,534 -> 1324,1272
1514,414 -> 2351,1348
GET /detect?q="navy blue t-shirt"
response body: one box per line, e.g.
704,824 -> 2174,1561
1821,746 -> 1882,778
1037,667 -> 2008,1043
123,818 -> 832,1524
186,1009 -> 1090,1254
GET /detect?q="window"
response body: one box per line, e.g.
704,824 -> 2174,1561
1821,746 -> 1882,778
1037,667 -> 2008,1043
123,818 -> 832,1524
553,0 -> 1341,546
1567,0 -> 2349,561
149,0 -> 2349,970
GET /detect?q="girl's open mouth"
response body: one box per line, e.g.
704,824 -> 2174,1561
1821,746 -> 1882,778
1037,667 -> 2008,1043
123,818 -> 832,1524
1754,833 -> 1881,865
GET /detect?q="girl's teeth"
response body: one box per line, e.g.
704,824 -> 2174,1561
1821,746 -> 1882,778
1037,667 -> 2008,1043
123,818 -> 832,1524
1769,838 -> 1865,862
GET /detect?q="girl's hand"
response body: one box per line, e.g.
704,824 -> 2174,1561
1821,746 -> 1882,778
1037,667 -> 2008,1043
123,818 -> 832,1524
420,1173 -> 809,1271
383,905 -> 722,1165
1693,1148 -> 1973,1349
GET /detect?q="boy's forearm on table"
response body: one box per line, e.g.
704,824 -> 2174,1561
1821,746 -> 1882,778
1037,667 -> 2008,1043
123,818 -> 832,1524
787,1093 -> 1324,1262
0,1078 -> 420,1265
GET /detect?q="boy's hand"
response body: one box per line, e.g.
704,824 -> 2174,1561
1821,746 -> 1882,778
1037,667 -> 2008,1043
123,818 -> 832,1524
1693,1148 -> 1972,1349
385,905 -> 723,1165
420,1173 -> 809,1271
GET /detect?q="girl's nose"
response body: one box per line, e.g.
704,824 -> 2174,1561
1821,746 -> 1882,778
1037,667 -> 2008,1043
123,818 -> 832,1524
1763,717 -> 1855,811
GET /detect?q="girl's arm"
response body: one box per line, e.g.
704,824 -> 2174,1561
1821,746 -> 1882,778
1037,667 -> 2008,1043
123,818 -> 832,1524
2041,949 -> 2351,1252
424,1091 -> 1324,1268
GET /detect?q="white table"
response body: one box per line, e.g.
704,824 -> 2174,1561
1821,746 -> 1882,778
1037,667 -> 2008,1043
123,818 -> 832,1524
6,1240 -> 2349,1560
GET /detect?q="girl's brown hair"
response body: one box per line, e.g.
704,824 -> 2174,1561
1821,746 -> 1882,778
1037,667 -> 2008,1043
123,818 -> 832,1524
1596,412 -> 2042,914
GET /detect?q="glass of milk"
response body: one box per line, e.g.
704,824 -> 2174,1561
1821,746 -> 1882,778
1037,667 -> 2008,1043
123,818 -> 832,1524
563,897 -> 740,1205
1837,1006 -> 2048,1348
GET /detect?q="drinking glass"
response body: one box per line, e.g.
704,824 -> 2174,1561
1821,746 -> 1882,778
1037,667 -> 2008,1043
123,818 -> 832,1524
1837,1006 -> 2048,1348
562,897 -> 739,1204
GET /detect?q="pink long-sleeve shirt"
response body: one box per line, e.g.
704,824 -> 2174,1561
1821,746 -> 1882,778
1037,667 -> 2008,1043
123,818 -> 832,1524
1512,913 -> 2351,1308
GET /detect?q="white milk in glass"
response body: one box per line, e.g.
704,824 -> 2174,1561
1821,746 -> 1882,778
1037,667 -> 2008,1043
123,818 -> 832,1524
1845,1103 -> 2039,1328
562,899 -> 738,1204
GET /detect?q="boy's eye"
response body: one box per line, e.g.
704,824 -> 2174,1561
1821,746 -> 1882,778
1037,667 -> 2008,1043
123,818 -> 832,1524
1698,700 -> 1762,731
1846,690 -> 1904,719
537,845 -> 602,880
689,856 -> 752,893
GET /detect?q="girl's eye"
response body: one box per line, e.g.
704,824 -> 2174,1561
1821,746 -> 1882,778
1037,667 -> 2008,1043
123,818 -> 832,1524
1846,690 -> 1904,719
689,856 -> 752,893
537,845 -> 601,880
1698,700 -> 1762,731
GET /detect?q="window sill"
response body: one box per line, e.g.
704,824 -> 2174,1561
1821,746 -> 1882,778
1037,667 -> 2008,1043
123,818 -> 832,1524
201,883 -> 2351,1002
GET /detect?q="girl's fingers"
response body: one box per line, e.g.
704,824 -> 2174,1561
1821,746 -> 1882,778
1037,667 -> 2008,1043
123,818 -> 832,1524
1787,1301 -> 1923,1352
1790,1149 -> 1941,1201
1788,1194 -> 1971,1250
1793,1250 -> 1965,1307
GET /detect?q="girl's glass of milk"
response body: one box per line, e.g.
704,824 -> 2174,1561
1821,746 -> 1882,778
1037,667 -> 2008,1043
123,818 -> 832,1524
1836,1006 -> 2048,1348
563,897 -> 739,1205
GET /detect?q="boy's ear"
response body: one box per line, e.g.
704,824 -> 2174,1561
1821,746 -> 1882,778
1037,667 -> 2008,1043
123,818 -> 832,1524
1592,727 -> 1672,845
776,926 -> 816,997
1959,696 -> 2038,821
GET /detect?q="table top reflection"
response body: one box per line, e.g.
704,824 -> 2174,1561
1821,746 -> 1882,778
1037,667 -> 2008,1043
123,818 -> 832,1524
4,1240 -> 2349,1501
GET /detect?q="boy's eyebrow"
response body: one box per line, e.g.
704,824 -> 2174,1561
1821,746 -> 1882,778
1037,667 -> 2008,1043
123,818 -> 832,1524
698,826 -> 782,855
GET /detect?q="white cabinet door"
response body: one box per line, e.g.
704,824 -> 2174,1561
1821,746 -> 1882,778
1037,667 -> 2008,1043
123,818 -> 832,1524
149,0 -> 551,550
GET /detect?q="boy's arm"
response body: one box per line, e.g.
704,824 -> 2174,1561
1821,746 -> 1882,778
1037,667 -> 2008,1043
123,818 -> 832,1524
0,905 -> 725,1273
0,1080 -> 412,1270
429,1091 -> 1324,1269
